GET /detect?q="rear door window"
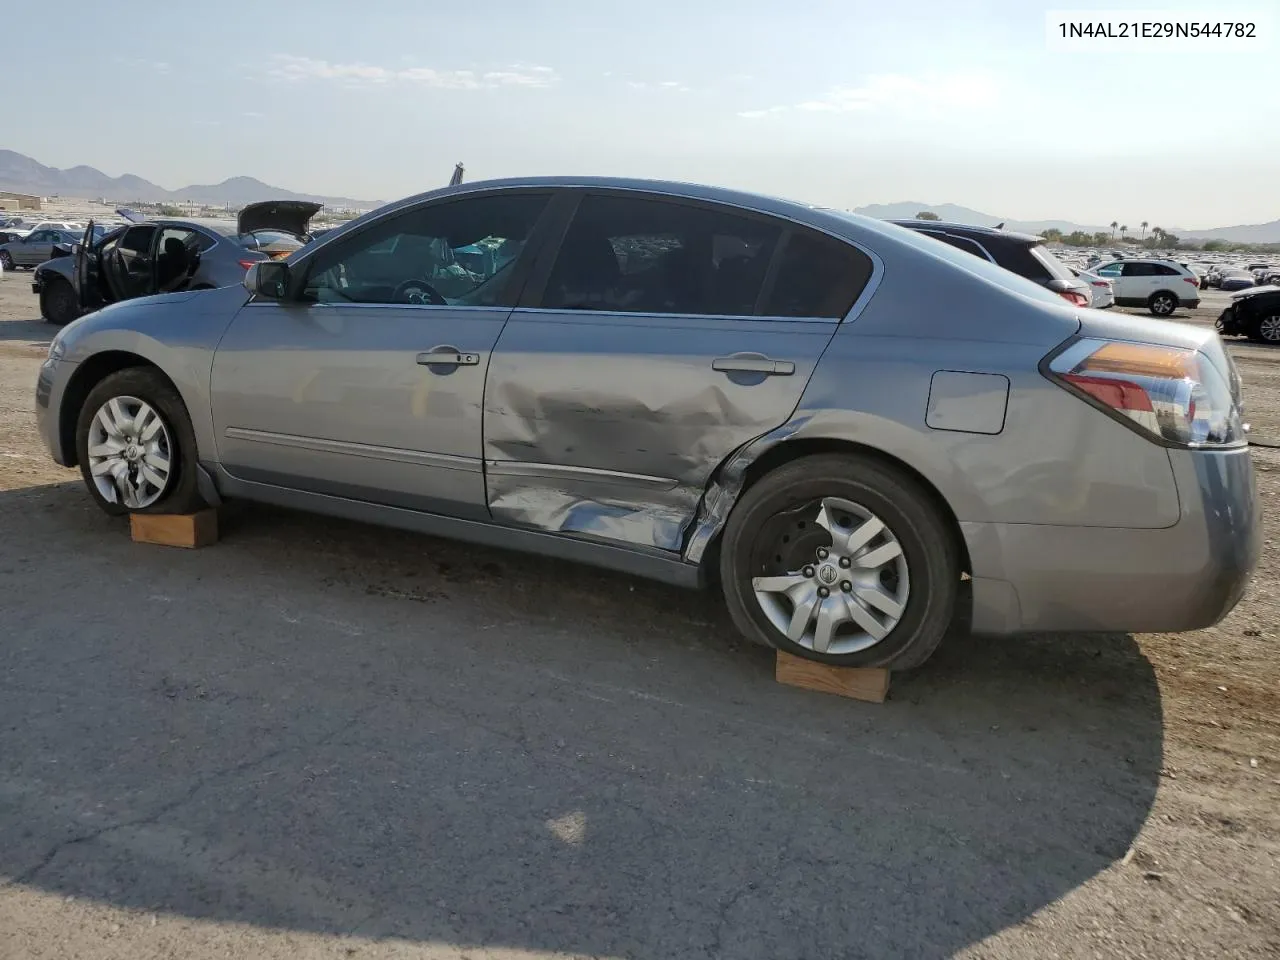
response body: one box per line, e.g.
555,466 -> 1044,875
541,193 -> 782,317
1122,262 -> 1159,277
762,229 -> 873,318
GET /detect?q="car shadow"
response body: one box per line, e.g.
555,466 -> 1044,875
0,311 -> 52,348
0,483 -> 1163,958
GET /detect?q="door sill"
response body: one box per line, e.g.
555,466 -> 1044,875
213,467 -> 705,589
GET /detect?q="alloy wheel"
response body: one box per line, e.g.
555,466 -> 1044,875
85,395 -> 174,509
750,496 -> 910,655
0,251 -> 12,271
1259,315 -> 1280,343
1151,295 -> 1175,316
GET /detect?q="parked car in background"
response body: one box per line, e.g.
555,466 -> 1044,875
1217,284 -> 1280,343
1219,268 -> 1258,292
890,220 -> 1093,306
33,177 -> 1259,672
233,200 -> 322,259
1,219 -> 82,239
1249,264 -> 1274,285
1260,269 -> 1280,287
1184,262 -> 1210,289
0,228 -> 82,271
33,216 -> 268,325
1071,267 -> 1115,308
1087,257 -> 1201,315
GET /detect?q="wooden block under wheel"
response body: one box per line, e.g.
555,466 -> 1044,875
775,649 -> 890,703
129,509 -> 219,549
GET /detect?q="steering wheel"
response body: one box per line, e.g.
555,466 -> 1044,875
393,278 -> 447,305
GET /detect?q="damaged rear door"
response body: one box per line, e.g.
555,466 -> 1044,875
483,190 -> 875,552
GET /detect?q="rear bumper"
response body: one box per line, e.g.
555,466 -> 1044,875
963,447 -> 1260,635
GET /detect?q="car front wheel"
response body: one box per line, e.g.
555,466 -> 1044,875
719,453 -> 960,671
0,251 -> 13,272
1148,292 -> 1178,316
74,367 -> 207,517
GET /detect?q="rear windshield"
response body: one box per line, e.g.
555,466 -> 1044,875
1029,244 -> 1078,285
849,217 -> 1071,307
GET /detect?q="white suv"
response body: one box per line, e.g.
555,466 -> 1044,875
1090,258 -> 1202,316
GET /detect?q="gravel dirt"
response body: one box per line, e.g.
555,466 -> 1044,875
0,272 -> 1276,959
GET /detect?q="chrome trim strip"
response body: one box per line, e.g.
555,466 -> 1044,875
508,307 -> 840,324
223,427 -> 480,471
484,459 -> 678,490
241,301 -> 507,312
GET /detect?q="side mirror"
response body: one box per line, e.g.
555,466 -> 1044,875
244,260 -> 290,300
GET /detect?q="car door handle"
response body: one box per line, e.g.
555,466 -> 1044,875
712,356 -> 795,376
417,349 -> 481,367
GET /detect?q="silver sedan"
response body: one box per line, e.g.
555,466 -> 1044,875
35,177 -> 1260,670
0,228 -> 81,270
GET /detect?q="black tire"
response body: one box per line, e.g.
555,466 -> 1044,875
1148,291 -> 1178,317
40,278 -> 80,326
1248,314 -> 1280,345
0,251 -> 13,272
719,453 -> 960,671
74,367 -> 207,517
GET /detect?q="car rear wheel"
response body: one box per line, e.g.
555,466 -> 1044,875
1148,292 -> 1178,316
40,278 -> 79,326
719,453 -> 959,671
1252,315 -> 1280,344
74,368 -> 207,517
0,251 -> 13,272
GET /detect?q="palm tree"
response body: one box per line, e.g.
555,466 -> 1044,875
1110,220 -> 1118,239
1120,225 -> 1129,241
1140,221 -> 1148,240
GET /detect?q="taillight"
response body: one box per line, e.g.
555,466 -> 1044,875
1045,338 -> 1245,447
238,259 -> 257,270
1058,290 -> 1089,307
1091,281 -> 1109,288
1183,277 -> 1199,286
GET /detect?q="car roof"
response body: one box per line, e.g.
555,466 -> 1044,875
886,218 -> 1044,244
361,175 -> 893,238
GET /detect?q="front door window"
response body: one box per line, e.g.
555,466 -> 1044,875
300,193 -> 551,308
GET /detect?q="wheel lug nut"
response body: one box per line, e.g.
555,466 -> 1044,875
802,565 -> 815,578
841,581 -> 853,592
839,556 -> 851,568
817,586 -> 830,598
816,548 -> 829,560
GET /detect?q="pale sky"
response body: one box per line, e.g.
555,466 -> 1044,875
6,0 -> 1278,228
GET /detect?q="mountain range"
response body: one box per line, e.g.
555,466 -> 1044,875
0,149 -> 381,209
3,150 -> 1278,242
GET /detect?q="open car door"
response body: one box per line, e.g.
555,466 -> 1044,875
149,225 -> 205,294
74,220 -> 99,311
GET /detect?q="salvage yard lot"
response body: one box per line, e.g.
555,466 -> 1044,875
0,275 -> 1276,959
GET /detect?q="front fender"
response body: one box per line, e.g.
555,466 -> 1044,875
56,286 -> 250,464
